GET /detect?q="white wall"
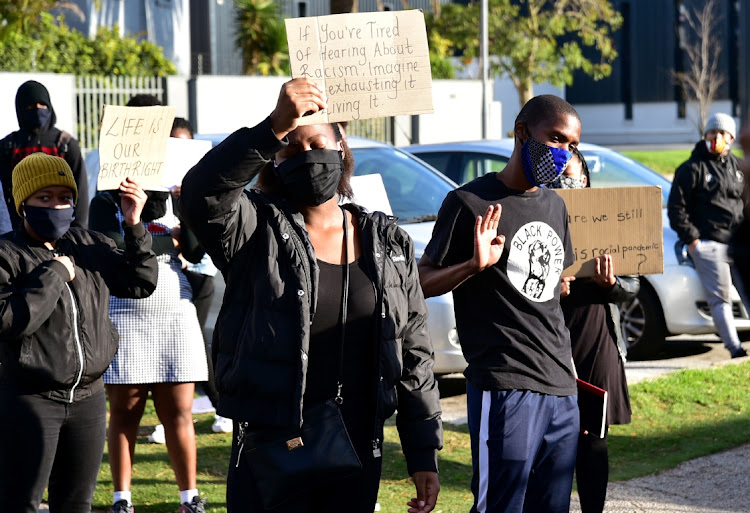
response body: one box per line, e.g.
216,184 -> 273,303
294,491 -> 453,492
0,73 -> 77,139
188,75 -> 289,135
410,79 -> 502,145
576,100 -> 736,146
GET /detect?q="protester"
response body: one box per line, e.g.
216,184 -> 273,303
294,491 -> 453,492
730,113 -> 750,307
668,113 -> 748,358
150,117 -> 231,440
89,98 -> 209,513
552,150 -> 638,513
0,153 -> 156,513
418,95 -> 580,512
178,77 -> 442,513
0,80 -> 90,228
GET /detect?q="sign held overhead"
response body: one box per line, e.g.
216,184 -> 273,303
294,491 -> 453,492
285,10 -> 433,125
97,105 -> 176,191
555,186 -> 664,277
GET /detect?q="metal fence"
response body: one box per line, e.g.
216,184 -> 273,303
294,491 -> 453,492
346,117 -> 394,144
75,75 -> 166,155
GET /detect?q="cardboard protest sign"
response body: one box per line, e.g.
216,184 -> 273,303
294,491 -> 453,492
285,10 -> 433,125
97,105 -> 176,190
555,186 -> 664,277
163,137 -> 213,189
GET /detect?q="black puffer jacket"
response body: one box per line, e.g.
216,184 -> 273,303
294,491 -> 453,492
179,118 -> 442,474
668,141 -> 745,244
0,223 -> 157,403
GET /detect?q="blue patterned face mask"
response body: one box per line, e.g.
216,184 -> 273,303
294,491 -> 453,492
520,136 -> 572,187
549,174 -> 586,189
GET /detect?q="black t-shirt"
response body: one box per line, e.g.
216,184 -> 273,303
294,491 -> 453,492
425,173 -> 577,395
305,259 -> 377,420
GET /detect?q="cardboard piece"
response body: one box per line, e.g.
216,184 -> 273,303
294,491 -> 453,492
347,174 -> 393,215
555,186 -> 664,277
97,105 -> 176,190
285,10 -> 433,125
163,138 -> 213,189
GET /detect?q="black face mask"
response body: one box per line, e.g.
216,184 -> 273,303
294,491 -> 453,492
141,191 -> 170,222
23,205 -> 76,241
20,108 -> 52,133
275,149 -> 344,206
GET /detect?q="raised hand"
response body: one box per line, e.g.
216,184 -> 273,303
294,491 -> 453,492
119,178 -> 148,227
593,254 -> 616,288
471,204 -> 505,273
269,78 -> 327,140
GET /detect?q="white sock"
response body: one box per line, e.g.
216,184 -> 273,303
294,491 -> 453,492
113,491 -> 132,505
180,489 -> 199,504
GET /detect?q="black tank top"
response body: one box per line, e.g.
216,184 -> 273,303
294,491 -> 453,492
304,259 -> 377,410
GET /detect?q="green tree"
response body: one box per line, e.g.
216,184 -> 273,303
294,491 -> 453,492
234,0 -> 290,76
0,12 -> 176,76
431,0 -> 622,107
0,0 -> 83,38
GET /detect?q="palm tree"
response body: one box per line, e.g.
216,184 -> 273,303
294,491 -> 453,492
234,0 -> 289,76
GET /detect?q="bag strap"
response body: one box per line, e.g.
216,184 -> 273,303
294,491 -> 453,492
335,206 -> 349,405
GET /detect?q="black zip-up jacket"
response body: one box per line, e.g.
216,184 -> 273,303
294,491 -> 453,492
179,118 -> 442,474
0,223 -> 157,403
668,141 -> 745,244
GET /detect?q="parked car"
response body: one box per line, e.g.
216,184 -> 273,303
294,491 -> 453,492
403,140 -> 750,359
193,133 -> 467,375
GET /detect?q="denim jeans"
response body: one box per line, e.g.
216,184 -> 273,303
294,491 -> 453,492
0,389 -> 107,513
690,240 -> 744,352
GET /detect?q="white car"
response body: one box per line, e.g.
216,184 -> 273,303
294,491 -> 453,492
403,140 -> 750,359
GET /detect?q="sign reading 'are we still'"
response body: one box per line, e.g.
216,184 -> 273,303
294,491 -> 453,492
97,105 -> 176,190
285,10 -> 433,124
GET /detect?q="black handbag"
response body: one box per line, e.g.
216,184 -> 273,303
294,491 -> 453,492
237,207 -> 363,509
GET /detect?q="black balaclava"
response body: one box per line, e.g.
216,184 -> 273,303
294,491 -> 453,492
15,80 -> 56,133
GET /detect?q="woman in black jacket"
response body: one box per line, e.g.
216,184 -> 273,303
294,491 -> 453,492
0,153 -> 157,513
553,150 -> 639,513
179,78 -> 442,513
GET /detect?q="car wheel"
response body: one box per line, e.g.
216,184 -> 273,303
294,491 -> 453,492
619,282 -> 667,360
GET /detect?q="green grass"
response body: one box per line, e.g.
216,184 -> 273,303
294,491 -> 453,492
621,148 -> 744,177
89,362 -> 750,512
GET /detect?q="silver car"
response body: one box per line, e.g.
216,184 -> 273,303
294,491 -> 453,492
403,140 -> 750,359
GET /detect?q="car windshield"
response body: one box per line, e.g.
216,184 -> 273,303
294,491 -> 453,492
579,149 -> 672,206
351,147 -> 454,224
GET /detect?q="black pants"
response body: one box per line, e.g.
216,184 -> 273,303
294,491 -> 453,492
183,269 -> 220,408
226,414 -> 382,512
0,389 -> 107,513
576,431 -> 609,513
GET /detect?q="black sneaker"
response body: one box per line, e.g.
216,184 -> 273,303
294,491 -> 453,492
110,500 -> 134,513
178,496 -> 206,513
731,347 -> 748,359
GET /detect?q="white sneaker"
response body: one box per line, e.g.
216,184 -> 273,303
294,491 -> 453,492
211,415 -> 233,433
148,424 -> 166,444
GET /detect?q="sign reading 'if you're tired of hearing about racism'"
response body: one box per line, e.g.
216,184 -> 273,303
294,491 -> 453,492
97,105 -> 176,191
285,10 -> 433,125
555,186 -> 664,277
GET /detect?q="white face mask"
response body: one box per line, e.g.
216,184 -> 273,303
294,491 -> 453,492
549,174 -> 586,189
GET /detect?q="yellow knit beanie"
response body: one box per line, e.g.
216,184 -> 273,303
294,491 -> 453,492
13,152 -> 78,214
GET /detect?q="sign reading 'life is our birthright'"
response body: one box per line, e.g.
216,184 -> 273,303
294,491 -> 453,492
285,10 -> 433,125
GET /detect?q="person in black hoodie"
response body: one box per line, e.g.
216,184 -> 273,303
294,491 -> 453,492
668,113 -> 748,358
0,80 -> 90,228
179,78 -> 442,513
0,153 -> 157,513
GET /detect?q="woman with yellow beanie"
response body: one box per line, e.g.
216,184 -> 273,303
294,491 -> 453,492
0,152 -> 158,513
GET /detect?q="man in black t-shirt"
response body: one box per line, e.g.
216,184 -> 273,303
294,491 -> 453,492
419,95 -> 581,513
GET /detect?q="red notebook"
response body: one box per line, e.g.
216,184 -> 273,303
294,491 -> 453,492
576,378 -> 608,439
